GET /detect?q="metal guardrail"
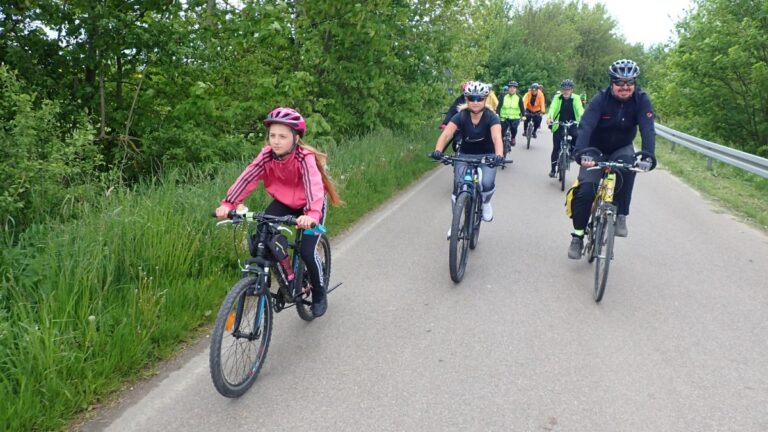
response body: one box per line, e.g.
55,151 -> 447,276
655,123 -> 768,179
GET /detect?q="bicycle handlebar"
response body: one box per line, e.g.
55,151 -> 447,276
574,147 -> 657,172
213,211 -> 321,231
430,154 -> 512,168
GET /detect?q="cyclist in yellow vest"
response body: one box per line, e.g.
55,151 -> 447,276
496,80 -> 525,147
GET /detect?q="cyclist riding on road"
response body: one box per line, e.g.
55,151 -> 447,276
431,81 -> 504,224
567,59 -> 656,259
522,83 -> 546,138
547,79 -> 584,177
441,81 -> 469,153
497,80 -> 525,147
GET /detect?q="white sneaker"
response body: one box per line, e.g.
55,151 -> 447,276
482,203 -> 493,222
446,227 -> 452,239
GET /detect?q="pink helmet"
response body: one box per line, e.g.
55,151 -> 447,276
263,107 -> 307,137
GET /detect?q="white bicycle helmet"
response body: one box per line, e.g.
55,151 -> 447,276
463,81 -> 491,97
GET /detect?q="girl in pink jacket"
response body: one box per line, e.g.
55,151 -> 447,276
215,107 -> 341,317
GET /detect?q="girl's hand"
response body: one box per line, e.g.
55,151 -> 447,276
215,205 -> 230,220
296,215 -> 318,229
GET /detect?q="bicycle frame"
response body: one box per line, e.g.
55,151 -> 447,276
219,214 -> 314,313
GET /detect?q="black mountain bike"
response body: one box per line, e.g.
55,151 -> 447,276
502,125 -> 512,169
524,116 -> 534,149
555,120 -> 578,191
209,211 -> 338,397
435,154 -> 510,282
524,112 -> 542,149
576,149 -> 656,302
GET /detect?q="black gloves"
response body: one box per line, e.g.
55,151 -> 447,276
430,150 -> 444,160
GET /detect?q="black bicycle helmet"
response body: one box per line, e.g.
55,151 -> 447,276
508,80 -> 519,87
560,79 -> 574,89
531,82 -> 541,89
608,59 -> 640,79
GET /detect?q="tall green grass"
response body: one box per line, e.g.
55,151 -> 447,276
656,137 -> 768,230
0,127 -> 438,431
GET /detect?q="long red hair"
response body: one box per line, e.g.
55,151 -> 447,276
297,140 -> 343,206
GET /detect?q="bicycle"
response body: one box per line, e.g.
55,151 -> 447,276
209,210 -> 337,397
434,154 -> 510,282
502,125 -> 512,169
575,148 -> 656,303
555,120 -> 578,191
524,111 -> 541,149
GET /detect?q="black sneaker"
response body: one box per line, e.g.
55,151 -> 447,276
615,215 -> 628,237
532,131 -> 537,138
568,235 -> 584,259
311,289 -> 328,317
548,169 -> 556,178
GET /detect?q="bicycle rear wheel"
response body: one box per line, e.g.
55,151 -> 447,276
210,276 -> 272,397
294,234 -> 331,322
593,213 -> 615,303
449,192 -> 471,283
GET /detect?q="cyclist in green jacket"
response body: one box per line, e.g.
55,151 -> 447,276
496,81 -> 525,147
546,79 -> 584,177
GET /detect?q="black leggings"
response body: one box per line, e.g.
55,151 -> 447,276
264,199 -> 326,294
523,113 -> 542,133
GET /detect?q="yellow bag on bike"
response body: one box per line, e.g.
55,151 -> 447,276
565,179 -> 579,218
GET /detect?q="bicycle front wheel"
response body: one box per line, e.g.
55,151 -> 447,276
593,213 -> 615,303
558,149 -> 567,191
294,234 -> 332,322
526,124 -> 532,149
210,276 -> 273,397
449,192 -> 472,283
469,192 -> 482,250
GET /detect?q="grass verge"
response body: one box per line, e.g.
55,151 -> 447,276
656,136 -> 768,231
0,127 -> 437,431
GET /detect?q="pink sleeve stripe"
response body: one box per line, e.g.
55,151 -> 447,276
225,152 -> 272,204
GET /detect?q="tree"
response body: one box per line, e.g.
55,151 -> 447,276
650,0 -> 768,155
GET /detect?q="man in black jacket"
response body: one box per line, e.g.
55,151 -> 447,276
567,59 -> 657,259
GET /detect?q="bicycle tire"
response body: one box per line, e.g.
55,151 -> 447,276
593,213 -> 615,303
294,234 -> 331,322
449,192 -> 471,283
502,130 -> 512,169
526,123 -> 533,149
210,276 -> 273,398
558,150 -> 567,191
586,219 -> 597,263
469,192 -> 482,250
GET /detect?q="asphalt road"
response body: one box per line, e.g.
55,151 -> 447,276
81,126 -> 768,432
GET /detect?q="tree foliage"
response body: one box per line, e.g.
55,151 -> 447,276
0,66 -> 102,228
485,0 -> 640,100
648,0 -> 768,156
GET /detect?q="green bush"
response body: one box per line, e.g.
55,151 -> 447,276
0,66 -> 103,231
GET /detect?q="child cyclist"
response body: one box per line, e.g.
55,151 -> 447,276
215,107 -> 342,317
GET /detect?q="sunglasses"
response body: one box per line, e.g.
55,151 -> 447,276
612,79 -> 636,87
466,96 -> 486,102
